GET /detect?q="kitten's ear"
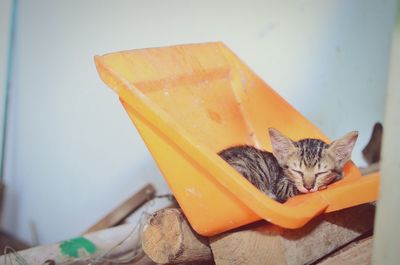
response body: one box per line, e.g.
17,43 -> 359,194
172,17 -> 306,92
268,128 -> 296,165
327,131 -> 358,168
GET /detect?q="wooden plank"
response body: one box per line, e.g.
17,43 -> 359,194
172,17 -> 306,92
210,204 -> 375,265
372,3 -> 400,265
318,237 -> 372,265
84,183 -> 156,234
0,230 -> 29,252
0,224 -> 145,265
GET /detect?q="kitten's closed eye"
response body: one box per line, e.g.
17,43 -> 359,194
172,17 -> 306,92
315,170 -> 330,177
291,169 -> 304,177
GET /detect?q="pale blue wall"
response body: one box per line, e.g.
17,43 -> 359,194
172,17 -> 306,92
0,0 -> 13,177
1,0 -> 396,244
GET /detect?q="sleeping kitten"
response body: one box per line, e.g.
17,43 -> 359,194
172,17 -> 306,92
218,128 -> 358,202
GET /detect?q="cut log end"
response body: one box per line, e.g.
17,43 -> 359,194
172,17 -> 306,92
143,209 -> 183,263
142,208 -> 213,264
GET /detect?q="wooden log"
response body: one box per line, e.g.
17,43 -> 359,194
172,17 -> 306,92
142,205 -> 374,265
317,237 -> 372,265
211,223 -> 285,265
209,204 -> 375,265
142,208 -> 214,264
84,183 -> 156,234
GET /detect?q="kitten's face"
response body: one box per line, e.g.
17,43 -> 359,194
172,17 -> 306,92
268,128 -> 358,194
284,140 -> 340,193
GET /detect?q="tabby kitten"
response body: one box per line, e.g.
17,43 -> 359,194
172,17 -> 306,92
218,128 -> 358,202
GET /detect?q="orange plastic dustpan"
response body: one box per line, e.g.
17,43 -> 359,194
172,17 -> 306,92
95,42 -> 379,236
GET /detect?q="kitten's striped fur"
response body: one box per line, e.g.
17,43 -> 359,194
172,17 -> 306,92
219,128 -> 358,202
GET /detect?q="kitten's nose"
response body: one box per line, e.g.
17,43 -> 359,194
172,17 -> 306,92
304,180 -> 315,191
304,185 -> 313,191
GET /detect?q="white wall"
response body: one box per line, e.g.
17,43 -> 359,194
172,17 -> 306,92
1,0 -> 395,244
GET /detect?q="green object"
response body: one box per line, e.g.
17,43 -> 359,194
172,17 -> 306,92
59,237 -> 97,258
